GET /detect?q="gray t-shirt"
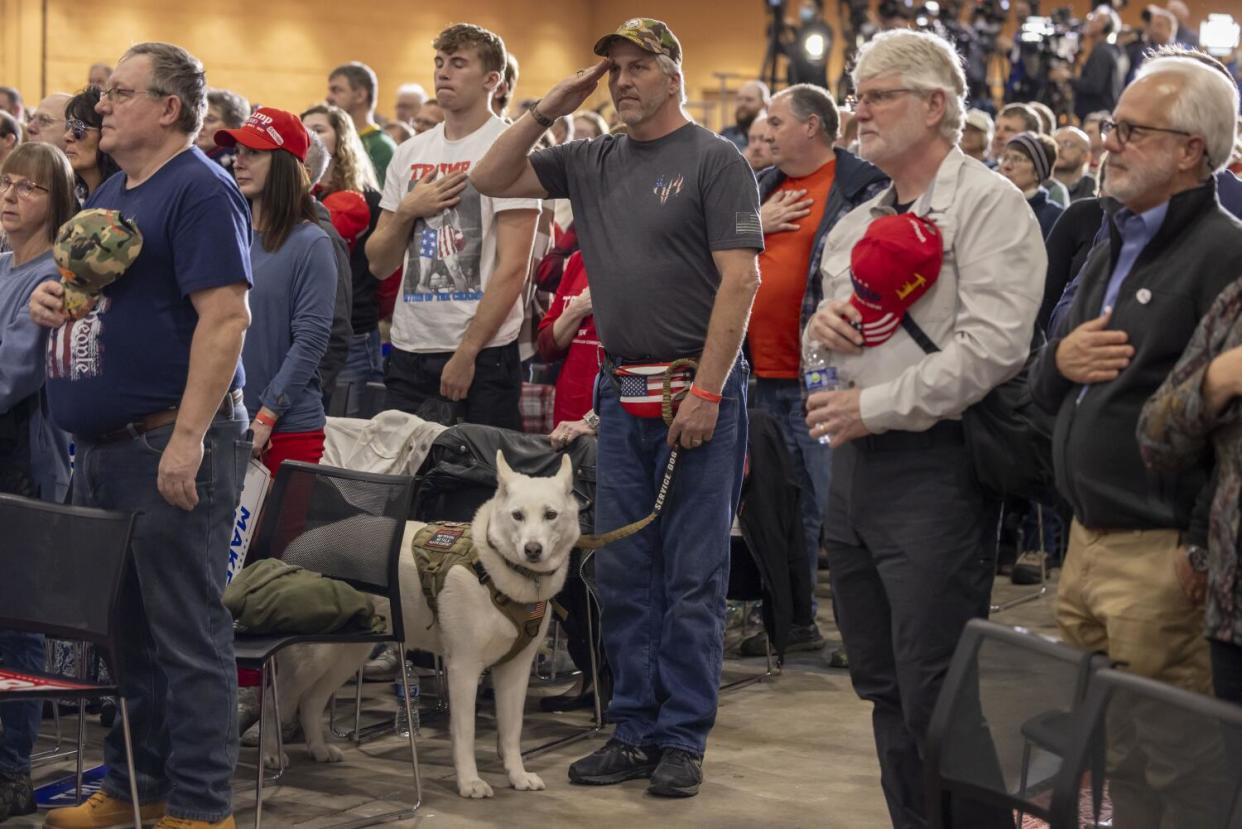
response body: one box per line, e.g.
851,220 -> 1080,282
530,123 -> 763,360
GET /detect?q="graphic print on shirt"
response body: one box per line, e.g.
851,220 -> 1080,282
654,174 -> 684,206
45,296 -> 110,381
403,161 -> 483,302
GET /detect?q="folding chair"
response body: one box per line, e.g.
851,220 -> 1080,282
232,461 -> 418,829
925,619 -> 1106,829
0,493 -> 142,828
1050,668 -> 1242,829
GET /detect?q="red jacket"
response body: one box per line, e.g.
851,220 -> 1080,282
536,252 -> 602,426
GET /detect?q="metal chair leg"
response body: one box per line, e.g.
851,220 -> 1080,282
255,662 -> 266,829
75,698 -> 85,802
1015,740 -> 1032,826
119,699 -> 142,829
396,657 -> 422,812
353,667 -> 363,744
270,658 -> 286,777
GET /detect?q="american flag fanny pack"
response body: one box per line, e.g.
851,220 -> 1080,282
612,359 -> 698,422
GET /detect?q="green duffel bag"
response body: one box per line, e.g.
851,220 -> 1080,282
224,558 -> 381,635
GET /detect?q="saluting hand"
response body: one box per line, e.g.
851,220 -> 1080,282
538,60 -> 613,119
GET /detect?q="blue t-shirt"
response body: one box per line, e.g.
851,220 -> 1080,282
45,147 -> 252,437
242,222 -> 336,433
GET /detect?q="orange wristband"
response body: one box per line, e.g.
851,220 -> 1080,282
690,384 -> 722,404
254,411 -> 277,428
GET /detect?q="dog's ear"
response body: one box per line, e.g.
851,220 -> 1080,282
556,453 -> 574,494
495,449 -> 514,494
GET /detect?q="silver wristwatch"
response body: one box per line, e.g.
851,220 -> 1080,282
1187,544 -> 1210,573
583,410 -> 600,431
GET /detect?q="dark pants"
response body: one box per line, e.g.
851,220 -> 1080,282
1211,638 -> 1242,704
384,342 -> 522,429
557,548 -> 610,696
0,631 -> 44,777
72,411 -> 248,822
595,361 -> 748,756
824,423 -> 1008,829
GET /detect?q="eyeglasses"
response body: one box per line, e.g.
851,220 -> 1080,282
846,88 -> 923,109
1100,118 -> 1194,146
65,117 -> 98,140
1000,151 -> 1034,167
0,175 -> 49,199
30,112 -> 59,130
100,85 -> 160,104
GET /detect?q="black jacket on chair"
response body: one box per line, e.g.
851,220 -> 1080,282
737,409 -> 802,658
1031,180 -> 1242,545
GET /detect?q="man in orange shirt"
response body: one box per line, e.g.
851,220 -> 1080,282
743,84 -> 887,660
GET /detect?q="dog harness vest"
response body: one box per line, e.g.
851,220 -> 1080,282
409,522 -> 548,666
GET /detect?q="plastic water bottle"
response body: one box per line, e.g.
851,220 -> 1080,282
393,661 -> 420,737
803,339 -> 845,446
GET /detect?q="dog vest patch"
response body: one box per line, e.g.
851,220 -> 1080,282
409,522 -> 547,665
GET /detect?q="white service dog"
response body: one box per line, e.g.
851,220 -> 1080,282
259,451 -> 581,798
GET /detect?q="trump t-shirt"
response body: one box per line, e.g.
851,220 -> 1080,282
380,116 -> 539,354
45,147 -> 252,437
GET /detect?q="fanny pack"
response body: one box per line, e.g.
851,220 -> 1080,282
611,359 -> 697,421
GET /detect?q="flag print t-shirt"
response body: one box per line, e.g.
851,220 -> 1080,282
380,116 -> 540,354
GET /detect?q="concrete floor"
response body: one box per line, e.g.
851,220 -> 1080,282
19,571 -> 1059,829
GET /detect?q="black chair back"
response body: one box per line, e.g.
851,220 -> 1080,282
0,493 -> 135,671
247,461 -> 415,640
925,619 -> 1106,827
1050,668 -> 1242,829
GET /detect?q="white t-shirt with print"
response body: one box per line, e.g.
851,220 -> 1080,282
380,116 -> 540,353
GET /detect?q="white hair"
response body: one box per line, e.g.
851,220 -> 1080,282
396,83 -> 427,101
1135,56 -> 1239,176
852,29 -> 967,144
656,55 -> 688,106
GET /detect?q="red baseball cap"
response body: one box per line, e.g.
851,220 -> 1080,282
214,107 -> 310,162
848,213 -> 944,346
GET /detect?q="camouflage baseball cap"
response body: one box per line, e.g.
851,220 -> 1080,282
53,208 -> 144,320
593,18 -> 682,64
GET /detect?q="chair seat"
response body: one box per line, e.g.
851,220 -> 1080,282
233,631 -> 395,668
0,666 -> 117,699
1020,708 -> 1074,754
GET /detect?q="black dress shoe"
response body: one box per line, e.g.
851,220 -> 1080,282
648,748 -> 702,798
568,738 -> 661,785
539,684 -> 595,712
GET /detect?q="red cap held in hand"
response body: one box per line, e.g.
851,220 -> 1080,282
214,107 -> 310,162
848,213 -> 944,346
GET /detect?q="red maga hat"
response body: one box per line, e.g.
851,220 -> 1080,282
848,213 -> 944,346
214,106 -> 310,162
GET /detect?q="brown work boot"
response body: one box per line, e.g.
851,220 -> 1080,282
45,791 -> 165,828
153,817 -> 236,829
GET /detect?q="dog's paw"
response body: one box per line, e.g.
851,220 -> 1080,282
509,770 -> 545,791
457,777 -> 494,799
309,743 -> 344,763
262,751 -> 288,770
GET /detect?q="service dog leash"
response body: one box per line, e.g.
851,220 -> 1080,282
576,358 -> 697,551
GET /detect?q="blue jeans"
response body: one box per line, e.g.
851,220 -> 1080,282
0,630 -> 45,776
72,411 -> 248,822
335,329 -> 385,417
750,378 -> 830,622
594,360 -> 748,756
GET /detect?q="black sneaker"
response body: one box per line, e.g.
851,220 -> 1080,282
0,772 -> 35,821
1011,551 -> 1046,585
648,748 -> 703,797
568,738 -> 660,785
738,623 -> 823,657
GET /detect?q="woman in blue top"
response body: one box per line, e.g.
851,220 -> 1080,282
216,107 -> 336,475
0,142 -> 76,821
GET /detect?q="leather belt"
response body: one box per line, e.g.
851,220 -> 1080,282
95,389 -> 244,445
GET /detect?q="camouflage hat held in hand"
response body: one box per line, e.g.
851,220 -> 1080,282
53,208 -> 144,320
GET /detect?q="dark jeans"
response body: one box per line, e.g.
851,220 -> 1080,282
824,424 -> 1009,829
72,411 -> 248,822
384,342 -> 522,429
750,377 -> 829,624
0,631 -> 44,776
1211,638 -> 1242,704
594,360 -> 748,756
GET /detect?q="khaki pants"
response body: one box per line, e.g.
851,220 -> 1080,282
1058,521 -> 1224,829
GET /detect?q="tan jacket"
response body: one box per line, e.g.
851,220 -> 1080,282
812,147 -> 1046,434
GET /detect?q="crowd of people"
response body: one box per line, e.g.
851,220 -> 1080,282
1,5 -> 1241,829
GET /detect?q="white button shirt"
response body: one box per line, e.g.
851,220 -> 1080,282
812,147 -> 1047,434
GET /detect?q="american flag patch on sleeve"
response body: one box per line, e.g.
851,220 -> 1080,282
736,212 -> 762,235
